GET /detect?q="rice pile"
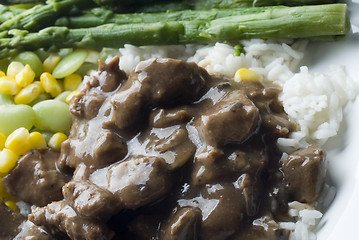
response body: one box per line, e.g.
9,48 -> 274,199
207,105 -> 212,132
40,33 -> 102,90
109,39 -> 358,240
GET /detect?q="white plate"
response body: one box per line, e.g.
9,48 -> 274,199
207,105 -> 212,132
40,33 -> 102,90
304,1 -> 359,239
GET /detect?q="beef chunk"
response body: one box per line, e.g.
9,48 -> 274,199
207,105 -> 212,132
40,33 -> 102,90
71,90 -> 108,120
90,156 -> 173,210
197,90 -> 259,147
29,201 -> 114,240
160,207 -> 202,240
151,108 -> 192,128
199,183 -> 245,240
235,173 -> 261,217
105,89 -> 147,134
0,201 -> 53,240
70,56 -> 126,119
240,81 -> 296,137
59,126 -> 128,170
261,113 -> 295,137
132,58 -> 209,106
192,141 -> 267,186
63,180 -> 117,219
0,200 -> 25,239
108,156 -> 172,209
97,56 -> 127,92
282,145 -> 327,203
105,58 -> 210,133
2,149 -> 70,207
149,127 -> 196,169
177,183 -> 247,240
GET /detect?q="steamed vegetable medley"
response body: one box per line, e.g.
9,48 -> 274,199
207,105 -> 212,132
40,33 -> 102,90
0,49 -> 92,208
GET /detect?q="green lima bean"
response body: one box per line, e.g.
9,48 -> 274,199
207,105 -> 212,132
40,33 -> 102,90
0,104 -> 35,135
32,99 -> 72,134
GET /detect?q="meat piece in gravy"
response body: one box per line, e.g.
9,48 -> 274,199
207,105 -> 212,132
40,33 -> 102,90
2,149 -> 70,207
282,145 -> 327,203
29,200 -> 114,240
0,57 -> 328,240
198,90 -> 259,147
104,58 -> 210,134
0,201 -> 53,240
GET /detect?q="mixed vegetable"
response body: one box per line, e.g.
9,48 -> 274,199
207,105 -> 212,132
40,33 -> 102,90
0,49 -> 94,208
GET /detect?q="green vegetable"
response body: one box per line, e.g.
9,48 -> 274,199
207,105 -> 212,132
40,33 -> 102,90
40,130 -> 54,144
0,93 -> 14,105
32,99 -> 72,134
0,0 -> 93,32
131,0 -> 335,13
0,5 -> 26,24
193,0 -> 335,8
54,91 -> 71,102
234,44 -> 244,56
28,93 -> 51,106
54,7 -> 269,28
0,104 -> 35,135
2,0 -> 46,4
52,49 -> 88,78
0,4 -> 349,57
75,62 -> 98,76
0,0 -> 174,32
13,51 -> 43,78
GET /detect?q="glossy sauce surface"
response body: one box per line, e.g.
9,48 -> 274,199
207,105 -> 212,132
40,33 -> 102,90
3,57 -> 327,240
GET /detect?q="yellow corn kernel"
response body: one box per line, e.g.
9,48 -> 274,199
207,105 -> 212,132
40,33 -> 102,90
65,90 -> 80,104
43,54 -> 61,73
29,132 -> 47,150
5,127 -> 32,156
0,149 -> 18,174
40,72 -> 62,97
64,74 -> 82,91
0,132 -> 6,150
5,200 -> 19,211
234,68 -> 262,82
0,77 -> 18,95
48,132 -> 67,151
0,71 -> 5,78
32,81 -> 45,93
15,64 -> 35,88
7,61 -> 24,78
14,82 -> 43,105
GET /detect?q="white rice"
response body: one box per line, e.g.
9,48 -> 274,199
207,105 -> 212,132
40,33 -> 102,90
112,39 -> 358,240
115,39 -> 358,149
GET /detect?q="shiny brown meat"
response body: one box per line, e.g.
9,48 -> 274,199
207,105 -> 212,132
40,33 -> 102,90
2,57 -> 328,240
282,145 -> 327,203
0,201 -> 53,240
2,148 -> 70,207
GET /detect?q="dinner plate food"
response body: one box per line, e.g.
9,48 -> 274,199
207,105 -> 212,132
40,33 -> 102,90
0,0 -> 358,239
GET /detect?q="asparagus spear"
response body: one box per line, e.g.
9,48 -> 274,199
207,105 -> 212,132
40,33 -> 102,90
55,7 -> 270,28
0,4 -> 349,58
193,0 -> 336,8
0,0 -> 95,32
0,5 -> 26,24
132,0 -> 336,13
0,0 -> 185,32
1,0 -> 46,4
